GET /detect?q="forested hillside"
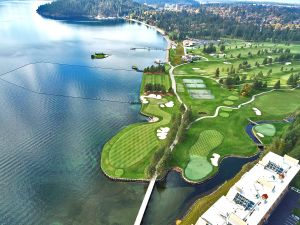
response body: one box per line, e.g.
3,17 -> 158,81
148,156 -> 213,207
134,0 -> 199,6
37,0 -> 146,19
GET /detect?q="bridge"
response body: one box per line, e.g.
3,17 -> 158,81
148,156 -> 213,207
134,175 -> 157,225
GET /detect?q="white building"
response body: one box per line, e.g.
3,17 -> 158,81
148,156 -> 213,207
196,152 -> 299,225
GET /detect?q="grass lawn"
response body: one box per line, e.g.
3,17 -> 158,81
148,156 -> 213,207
142,73 -> 171,93
101,67 -> 179,179
174,76 -> 247,119
102,97 -> 177,179
176,40 -> 300,86
171,89 -> 300,182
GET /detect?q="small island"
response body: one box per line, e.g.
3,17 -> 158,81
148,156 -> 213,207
91,53 -> 109,59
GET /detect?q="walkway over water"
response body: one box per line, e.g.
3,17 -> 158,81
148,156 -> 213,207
134,175 -> 157,225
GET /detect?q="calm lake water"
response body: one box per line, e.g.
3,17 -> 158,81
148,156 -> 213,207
0,1 -> 257,225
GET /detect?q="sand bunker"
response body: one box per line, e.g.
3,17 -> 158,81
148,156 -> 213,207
148,117 -> 159,123
157,127 -> 170,140
210,153 -> 221,167
252,107 -> 262,116
165,101 -> 174,108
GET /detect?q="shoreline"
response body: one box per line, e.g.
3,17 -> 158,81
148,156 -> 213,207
126,18 -> 172,63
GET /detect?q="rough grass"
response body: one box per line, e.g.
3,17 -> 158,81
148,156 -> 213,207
170,43 -> 184,66
190,130 -> 224,156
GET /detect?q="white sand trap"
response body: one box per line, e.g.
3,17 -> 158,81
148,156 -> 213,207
165,101 -> 174,108
140,96 -> 149,104
223,62 -> 232,65
158,135 -> 167,140
160,104 -> 165,108
157,127 -> 170,140
210,153 -> 221,167
257,132 -> 264,138
149,117 -> 159,123
285,62 -> 291,65
161,127 -> 170,132
193,68 -> 200,70
252,107 -> 262,116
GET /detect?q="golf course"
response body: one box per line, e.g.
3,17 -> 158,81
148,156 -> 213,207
170,39 -> 300,182
101,67 -> 179,179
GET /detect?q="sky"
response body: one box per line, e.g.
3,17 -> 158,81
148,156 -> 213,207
197,0 -> 300,4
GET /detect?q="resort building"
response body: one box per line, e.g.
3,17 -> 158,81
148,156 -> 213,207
195,152 -> 299,225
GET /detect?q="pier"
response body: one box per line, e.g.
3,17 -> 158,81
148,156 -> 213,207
134,175 -> 157,225
130,47 -> 166,51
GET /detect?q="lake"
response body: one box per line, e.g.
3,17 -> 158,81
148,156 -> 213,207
0,1 -> 257,225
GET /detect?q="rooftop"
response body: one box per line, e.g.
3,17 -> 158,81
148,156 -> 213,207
196,152 -> 299,225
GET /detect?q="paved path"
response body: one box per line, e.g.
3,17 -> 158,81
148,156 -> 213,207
168,62 -> 188,151
134,175 -> 157,225
187,89 -> 275,129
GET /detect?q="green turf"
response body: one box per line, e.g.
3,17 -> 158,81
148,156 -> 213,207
184,156 -> 213,181
228,96 -> 239,101
190,130 -> 224,156
222,108 -> 233,112
254,124 -> 276,137
223,100 -> 234,106
101,98 -> 176,179
142,74 -> 171,92
114,169 -> 124,177
219,112 -> 230,118
254,90 -> 300,116
172,89 -> 300,182
174,76 -> 247,119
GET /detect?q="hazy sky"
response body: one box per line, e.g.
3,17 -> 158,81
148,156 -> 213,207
197,0 -> 300,4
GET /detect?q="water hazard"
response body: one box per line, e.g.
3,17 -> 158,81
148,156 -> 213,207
0,1 -> 259,225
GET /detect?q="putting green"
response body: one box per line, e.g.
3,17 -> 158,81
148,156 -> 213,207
223,100 -> 234,106
184,156 -> 213,181
190,130 -> 224,156
219,112 -> 230,118
221,108 -> 233,112
228,96 -> 239,101
254,124 -> 276,137
115,169 -> 124,177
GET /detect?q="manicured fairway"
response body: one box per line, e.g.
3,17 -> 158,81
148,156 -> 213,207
143,74 -> 171,90
254,124 -> 276,137
189,130 -> 224,156
101,98 -> 174,179
254,90 -> 300,116
184,156 -> 213,181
